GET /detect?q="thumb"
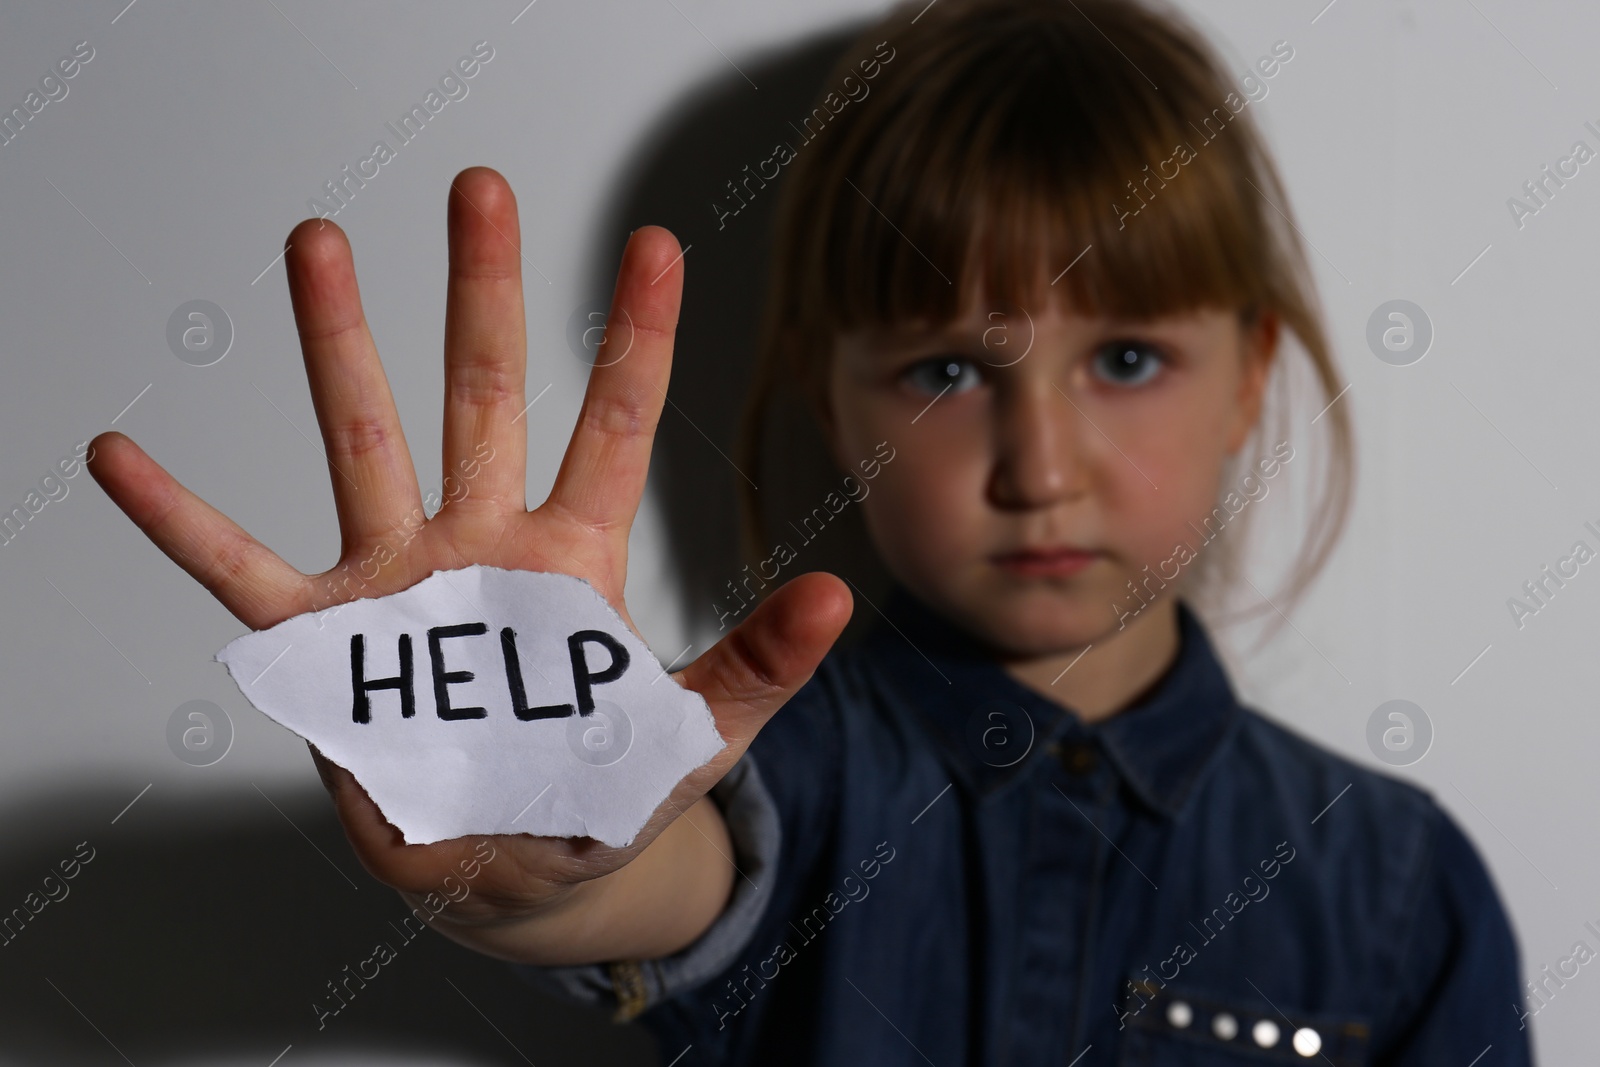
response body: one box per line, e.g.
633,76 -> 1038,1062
676,571 -> 852,769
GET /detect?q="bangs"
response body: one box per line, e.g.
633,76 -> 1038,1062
791,4 -> 1280,341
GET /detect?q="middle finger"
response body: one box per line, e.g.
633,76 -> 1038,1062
440,167 -> 528,515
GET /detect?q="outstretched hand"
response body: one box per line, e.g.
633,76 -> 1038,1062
88,166 -> 851,925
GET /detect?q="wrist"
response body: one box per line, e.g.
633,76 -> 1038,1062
402,876 -> 610,964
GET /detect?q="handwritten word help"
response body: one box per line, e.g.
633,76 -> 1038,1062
217,566 -> 725,848
350,624 -> 630,724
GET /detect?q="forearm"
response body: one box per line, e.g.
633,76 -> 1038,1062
410,795 -> 736,966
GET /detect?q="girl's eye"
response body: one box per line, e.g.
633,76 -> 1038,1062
1091,340 -> 1167,387
901,356 -> 983,396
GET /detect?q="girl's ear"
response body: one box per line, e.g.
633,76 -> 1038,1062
1226,309 -> 1280,455
814,391 -> 850,475
810,339 -> 847,472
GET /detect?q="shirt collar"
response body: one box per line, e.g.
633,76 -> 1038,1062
855,582 -> 1244,819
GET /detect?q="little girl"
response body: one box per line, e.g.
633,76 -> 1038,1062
516,1 -> 1532,1063
87,0 -> 1531,1063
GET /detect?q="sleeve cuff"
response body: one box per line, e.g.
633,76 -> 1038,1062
509,749 -> 781,1021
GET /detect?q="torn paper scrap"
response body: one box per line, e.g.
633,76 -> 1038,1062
214,565 -> 725,848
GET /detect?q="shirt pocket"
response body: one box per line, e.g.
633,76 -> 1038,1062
1116,977 -> 1371,1067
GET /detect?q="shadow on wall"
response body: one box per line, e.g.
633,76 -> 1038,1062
0,782 -> 648,1066
1,22 -> 891,1067
580,19 -> 894,650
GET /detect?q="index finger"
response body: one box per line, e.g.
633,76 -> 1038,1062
538,226 -> 682,539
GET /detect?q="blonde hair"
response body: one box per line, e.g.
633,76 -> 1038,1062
736,0 -> 1355,640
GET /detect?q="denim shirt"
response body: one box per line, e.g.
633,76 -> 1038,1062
513,586 -> 1533,1066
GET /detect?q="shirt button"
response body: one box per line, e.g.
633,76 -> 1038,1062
1055,740 -> 1098,774
1165,1000 -> 1193,1028
1212,1012 -> 1238,1040
1293,1027 -> 1322,1057
1253,1019 -> 1281,1048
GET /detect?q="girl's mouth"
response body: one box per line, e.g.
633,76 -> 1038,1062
991,547 -> 1102,578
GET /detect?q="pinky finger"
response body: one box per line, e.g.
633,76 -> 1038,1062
87,431 -> 309,630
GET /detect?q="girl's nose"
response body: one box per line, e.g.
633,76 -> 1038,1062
987,383 -> 1085,509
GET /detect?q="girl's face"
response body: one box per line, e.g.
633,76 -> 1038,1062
826,293 -> 1277,658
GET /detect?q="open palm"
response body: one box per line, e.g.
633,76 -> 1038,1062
88,167 -> 850,927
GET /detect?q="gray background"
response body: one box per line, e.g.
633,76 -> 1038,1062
0,0 -> 1594,1063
